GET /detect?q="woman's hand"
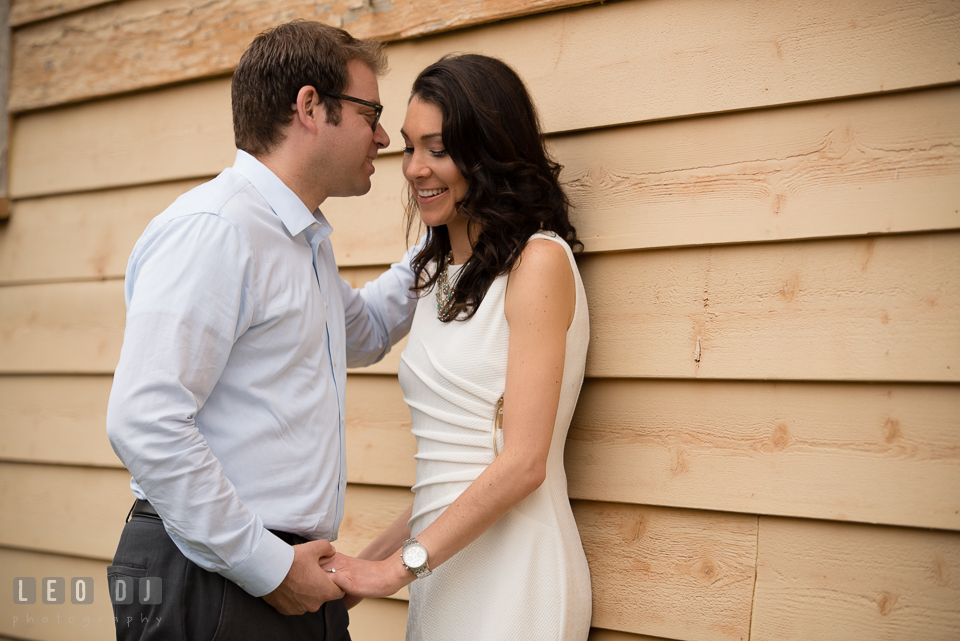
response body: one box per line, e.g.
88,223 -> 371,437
320,552 -> 413,601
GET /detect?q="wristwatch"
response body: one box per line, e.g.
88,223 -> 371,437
401,538 -> 432,578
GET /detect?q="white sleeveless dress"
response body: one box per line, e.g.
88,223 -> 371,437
398,232 -> 592,640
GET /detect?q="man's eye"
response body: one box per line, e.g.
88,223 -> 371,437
402,146 -> 414,154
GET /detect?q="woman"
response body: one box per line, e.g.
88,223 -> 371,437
321,54 -> 592,640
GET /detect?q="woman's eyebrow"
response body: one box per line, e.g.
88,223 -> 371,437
400,128 -> 443,142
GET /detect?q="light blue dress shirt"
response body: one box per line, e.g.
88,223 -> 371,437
106,150 -> 418,597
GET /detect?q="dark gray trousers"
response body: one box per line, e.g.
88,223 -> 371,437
108,514 -> 350,641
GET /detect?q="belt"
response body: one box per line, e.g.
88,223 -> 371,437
126,499 -> 307,545
127,498 -> 161,522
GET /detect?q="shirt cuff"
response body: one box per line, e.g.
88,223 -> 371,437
219,529 -> 295,597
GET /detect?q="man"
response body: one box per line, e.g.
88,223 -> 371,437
106,20 -> 416,640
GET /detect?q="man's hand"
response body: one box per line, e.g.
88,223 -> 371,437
262,539 -> 344,615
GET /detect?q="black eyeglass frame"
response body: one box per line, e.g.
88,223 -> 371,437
323,91 -> 383,132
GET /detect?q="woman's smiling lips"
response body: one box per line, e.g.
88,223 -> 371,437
417,187 -> 449,202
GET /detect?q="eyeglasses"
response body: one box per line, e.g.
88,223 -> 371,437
323,91 -> 383,132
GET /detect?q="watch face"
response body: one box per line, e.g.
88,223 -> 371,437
403,544 -> 428,568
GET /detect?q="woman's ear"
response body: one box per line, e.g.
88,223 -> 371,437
294,86 -> 322,133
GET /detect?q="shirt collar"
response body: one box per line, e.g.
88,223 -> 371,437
232,149 -> 333,239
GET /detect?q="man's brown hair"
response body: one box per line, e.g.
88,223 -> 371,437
232,20 -> 387,156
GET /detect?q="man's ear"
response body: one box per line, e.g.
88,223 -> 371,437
295,86 -> 323,133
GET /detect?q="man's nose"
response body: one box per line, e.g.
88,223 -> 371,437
374,123 -> 389,148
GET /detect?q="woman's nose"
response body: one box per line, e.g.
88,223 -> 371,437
405,154 -> 430,179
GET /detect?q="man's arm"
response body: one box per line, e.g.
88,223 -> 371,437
340,241 -> 422,367
107,213 -> 294,599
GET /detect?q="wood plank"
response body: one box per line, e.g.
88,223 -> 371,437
10,85 -> 960,257
349,598 -> 408,641
10,0 -> 960,127
6,233 -> 958,382
0,461 -> 413,564
0,179 -> 205,284
567,379 -> 960,531
0,462 -> 132,560
581,232 -> 960,382
573,501 -> 757,641
10,79 -> 235,198
0,267 -> 404,375
0,376 -> 119,467
0,280 -> 126,374
563,86 -> 960,254
751,517 -> 960,640
15,372 -> 948,534
8,0 -> 598,112
587,631 -> 673,641
0,462 -> 413,598
12,0 -> 124,27
345,375 -> 416,487
0,373 -> 409,476
0,548 -> 115,641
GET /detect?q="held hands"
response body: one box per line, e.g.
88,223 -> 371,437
319,552 -> 413,607
262,539 -> 344,615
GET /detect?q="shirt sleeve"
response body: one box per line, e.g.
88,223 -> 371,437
106,213 -> 294,597
341,241 -> 422,368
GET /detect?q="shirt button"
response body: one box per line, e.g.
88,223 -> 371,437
311,223 -> 319,230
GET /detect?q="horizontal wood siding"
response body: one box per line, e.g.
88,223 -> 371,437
5,234 -> 957,382
574,501 -> 757,641
7,85 -> 958,266
9,0 -> 960,119
9,0 -> 599,110
10,0 -> 113,26
751,518 -> 960,640
567,379 -> 960,530
5,0 -> 959,639
580,233 -> 960,382
0,179 -> 206,284
0,376 -> 118,467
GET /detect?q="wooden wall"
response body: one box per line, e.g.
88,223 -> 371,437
2,0 -> 959,639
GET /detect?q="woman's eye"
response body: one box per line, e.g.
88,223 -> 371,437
430,149 -> 449,158
402,146 -> 414,154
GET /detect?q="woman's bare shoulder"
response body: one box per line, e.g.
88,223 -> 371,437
511,237 -> 572,278
505,237 -> 575,325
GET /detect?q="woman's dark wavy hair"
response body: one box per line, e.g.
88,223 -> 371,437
405,54 -> 582,322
